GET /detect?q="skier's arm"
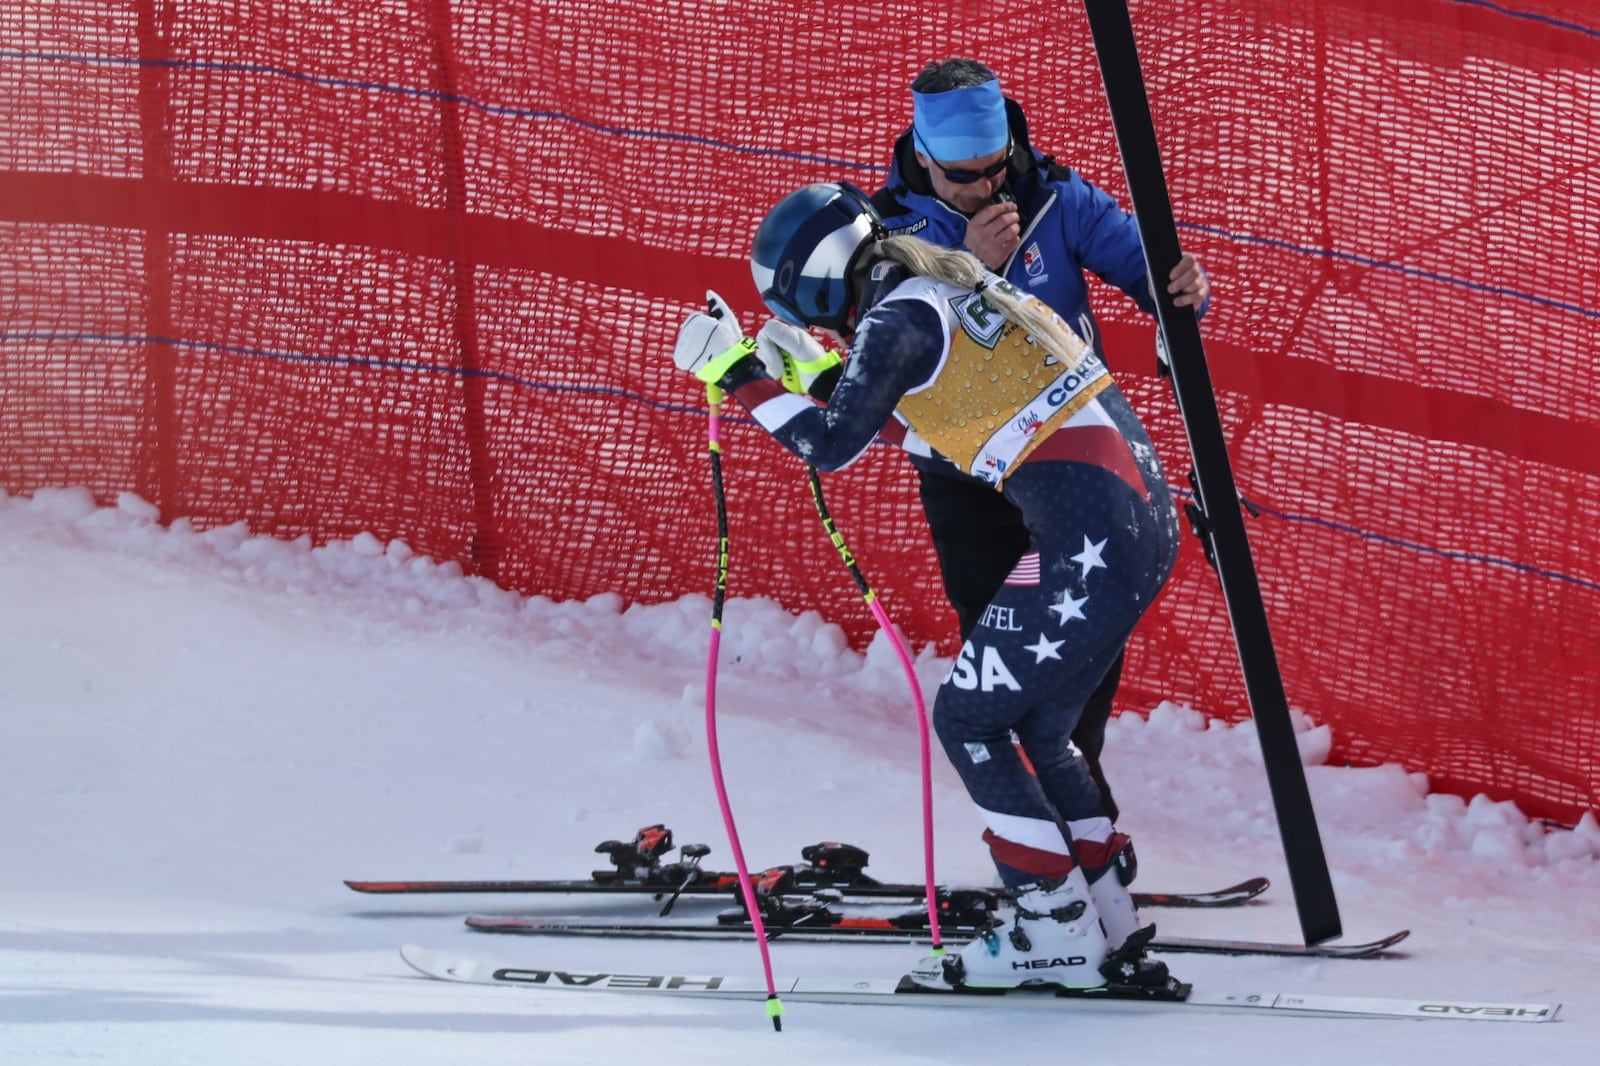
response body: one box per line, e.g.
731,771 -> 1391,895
718,299 -> 944,471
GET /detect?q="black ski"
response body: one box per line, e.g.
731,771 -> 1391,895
345,874 -> 1267,910
345,825 -> 1269,910
1079,0 -> 1343,945
460,911 -> 1408,960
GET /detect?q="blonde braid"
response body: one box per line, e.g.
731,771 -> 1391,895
872,235 -> 1091,370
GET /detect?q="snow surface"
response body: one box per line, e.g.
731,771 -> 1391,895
1,486 -> 1595,1064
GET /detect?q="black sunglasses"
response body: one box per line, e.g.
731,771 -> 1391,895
917,132 -> 1013,185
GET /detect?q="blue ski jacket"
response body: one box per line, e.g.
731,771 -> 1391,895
870,97 -> 1176,367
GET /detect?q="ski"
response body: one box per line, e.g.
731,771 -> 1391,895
460,912 -> 1410,959
345,875 -> 1267,909
398,944 -> 1558,1022
345,824 -> 1269,910
1081,0 -> 1343,945
345,874 -> 1267,910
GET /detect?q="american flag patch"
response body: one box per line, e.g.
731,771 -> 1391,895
1004,552 -> 1041,586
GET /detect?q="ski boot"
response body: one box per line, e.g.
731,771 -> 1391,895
1077,829 -> 1143,949
915,869 -> 1112,990
1076,828 -> 1171,987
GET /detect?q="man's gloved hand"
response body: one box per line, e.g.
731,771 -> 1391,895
755,319 -> 842,395
672,290 -> 755,384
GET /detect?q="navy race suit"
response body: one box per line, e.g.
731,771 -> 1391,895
867,98 -> 1180,822
722,263 -> 1180,886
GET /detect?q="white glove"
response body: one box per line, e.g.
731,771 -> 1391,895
755,319 -> 842,395
673,290 -> 753,383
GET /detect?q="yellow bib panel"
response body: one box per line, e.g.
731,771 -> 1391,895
892,285 -> 1111,485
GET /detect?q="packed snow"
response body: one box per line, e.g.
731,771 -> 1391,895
1,487 -> 1595,1063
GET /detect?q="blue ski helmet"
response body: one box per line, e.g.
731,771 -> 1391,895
751,182 -> 885,335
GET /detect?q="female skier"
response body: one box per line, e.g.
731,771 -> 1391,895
669,182 -> 1180,991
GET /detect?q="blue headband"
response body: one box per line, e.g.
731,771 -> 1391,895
912,79 -> 1009,161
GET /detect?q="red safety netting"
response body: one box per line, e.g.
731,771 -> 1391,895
3,1 -> 1598,821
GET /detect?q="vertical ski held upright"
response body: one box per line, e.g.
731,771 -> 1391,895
1077,0 -> 1342,945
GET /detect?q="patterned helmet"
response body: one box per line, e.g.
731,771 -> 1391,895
750,182 -> 885,334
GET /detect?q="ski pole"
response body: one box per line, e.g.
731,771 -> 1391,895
805,467 -> 944,955
699,382 -> 785,1031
